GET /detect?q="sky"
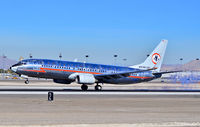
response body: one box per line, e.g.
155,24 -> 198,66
0,0 -> 199,65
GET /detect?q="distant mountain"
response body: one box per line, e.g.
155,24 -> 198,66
161,64 -> 181,71
181,60 -> 200,71
161,60 -> 200,71
0,56 -> 17,70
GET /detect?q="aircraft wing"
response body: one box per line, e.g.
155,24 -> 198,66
95,67 -> 157,79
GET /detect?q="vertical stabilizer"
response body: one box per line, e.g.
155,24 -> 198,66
130,40 -> 168,72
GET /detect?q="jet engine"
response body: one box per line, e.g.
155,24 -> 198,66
76,74 -> 96,84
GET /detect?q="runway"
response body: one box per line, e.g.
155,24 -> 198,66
0,81 -> 200,126
1,93 -> 200,126
0,85 -> 200,95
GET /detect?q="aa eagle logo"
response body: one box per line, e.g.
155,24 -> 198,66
152,53 -> 161,64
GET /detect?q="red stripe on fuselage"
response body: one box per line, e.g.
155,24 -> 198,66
24,68 -> 102,75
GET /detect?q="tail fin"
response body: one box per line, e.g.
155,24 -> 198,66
130,40 -> 168,72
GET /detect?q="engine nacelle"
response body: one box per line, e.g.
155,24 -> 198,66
76,74 -> 96,84
20,75 -> 29,79
53,79 -> 72,84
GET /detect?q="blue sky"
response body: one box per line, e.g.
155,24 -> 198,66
0,0 -> 199,65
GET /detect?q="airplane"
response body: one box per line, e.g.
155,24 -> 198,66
11,40 -> 173,91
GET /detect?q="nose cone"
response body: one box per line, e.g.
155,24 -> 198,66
10,66 -> 18,72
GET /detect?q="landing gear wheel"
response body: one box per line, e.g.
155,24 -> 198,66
81,84 -> 88,91
25,80 -> 29,84
95,85 -> 102,91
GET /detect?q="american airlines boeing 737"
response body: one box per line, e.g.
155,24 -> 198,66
11,40 -> 172,91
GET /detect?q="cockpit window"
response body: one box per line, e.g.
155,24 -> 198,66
12,61 -> 26,67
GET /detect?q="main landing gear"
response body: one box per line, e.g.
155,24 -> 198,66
95,84 -> 102,91
81,84 -> 88,91
81,83 -> 103,91
25,79 -> 29,84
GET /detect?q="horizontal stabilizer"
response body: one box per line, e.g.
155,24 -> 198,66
153,70 -> 182,75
